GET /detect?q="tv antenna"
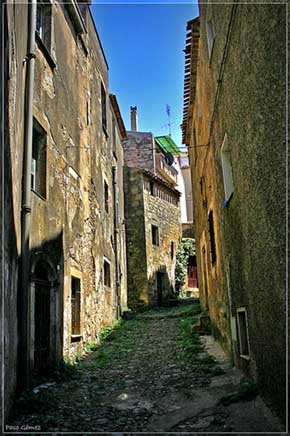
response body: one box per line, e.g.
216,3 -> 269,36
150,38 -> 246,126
161,104 -> 175,136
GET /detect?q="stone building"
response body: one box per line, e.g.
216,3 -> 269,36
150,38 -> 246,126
181,4 -> 286,423
175,153 -> 197,294
123,109 -> 181,309
3,0 -> 127,419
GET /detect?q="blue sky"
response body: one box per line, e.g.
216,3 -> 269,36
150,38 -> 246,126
91,2 -> 198,147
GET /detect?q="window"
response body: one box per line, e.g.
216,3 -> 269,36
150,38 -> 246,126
152,225 -> 159,246
206,19 -> 215,58
208,210 -> 216,264
221,134 -> 234,205
237,308 -> 250,359
36,1 -> 52,51
101,82 -> 107,133
150,181 -> 155,196
31,118 -> 47,199
104,180 -> 109,213
171,241 -> 174,260
86,92 -> 91,126
71,277 -> 81,337
104,258 -> 111,287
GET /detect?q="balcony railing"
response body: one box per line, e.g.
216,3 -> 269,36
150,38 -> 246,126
155,153 -> 178,185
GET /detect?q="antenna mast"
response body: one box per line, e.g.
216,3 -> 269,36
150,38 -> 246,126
166,104 -> 171,136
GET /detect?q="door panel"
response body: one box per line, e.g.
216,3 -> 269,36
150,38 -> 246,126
34,279 -> 50,373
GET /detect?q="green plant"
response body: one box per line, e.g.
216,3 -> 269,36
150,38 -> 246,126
175,238 -> 196,295
85,341 -> 98,353
177,311 -> 223,377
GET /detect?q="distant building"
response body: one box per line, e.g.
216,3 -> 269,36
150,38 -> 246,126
123,108 -> 181,309
3,0 -> 127,420
182,4 -> 286,423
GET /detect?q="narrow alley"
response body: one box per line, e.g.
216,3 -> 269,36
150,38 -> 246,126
7,301 -> 281,433
3,1 -> 287,432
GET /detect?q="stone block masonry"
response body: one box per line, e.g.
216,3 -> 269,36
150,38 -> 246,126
124,167 -> 181,309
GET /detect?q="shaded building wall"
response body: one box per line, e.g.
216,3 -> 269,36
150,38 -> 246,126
30,2 -> 119,361
4,1 -> 127,418
143,175 -> 181,305
187,3 -> 286,421
123,167 -> 148,309
124,167 -> 181,309
3,1 -> 29,419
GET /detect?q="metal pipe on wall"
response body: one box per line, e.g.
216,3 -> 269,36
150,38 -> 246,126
19,0 -> 37,389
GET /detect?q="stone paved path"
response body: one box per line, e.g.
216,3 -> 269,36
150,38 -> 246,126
7,302 -> 283,434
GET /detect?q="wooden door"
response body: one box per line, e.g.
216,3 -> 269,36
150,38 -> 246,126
34,279 -> 50,373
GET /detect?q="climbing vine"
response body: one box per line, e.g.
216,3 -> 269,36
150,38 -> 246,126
175,238 -> 196,295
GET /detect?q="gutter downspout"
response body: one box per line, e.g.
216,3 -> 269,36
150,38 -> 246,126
19,0 -> 37,389
112,166 -> 121,319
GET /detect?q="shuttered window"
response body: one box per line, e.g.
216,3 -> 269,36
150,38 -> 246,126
31,118 -> 47,199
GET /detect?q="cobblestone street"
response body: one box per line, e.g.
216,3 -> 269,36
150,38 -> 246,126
7,302 -> 282,434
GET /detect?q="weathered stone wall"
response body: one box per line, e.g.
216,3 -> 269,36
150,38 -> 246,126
4,1 -> 127,419
123,167 -> 148,309
30,2 -> 120,360
188,2 -> 286,421
123,131 -> 155,173
143,176 -> 181,304
124,166 -> 181,309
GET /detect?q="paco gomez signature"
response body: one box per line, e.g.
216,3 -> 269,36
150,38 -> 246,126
5,425 -> 41,431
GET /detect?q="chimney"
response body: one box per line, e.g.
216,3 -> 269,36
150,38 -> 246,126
130,106 -> 138,131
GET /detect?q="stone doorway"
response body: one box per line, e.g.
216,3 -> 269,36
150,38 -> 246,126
30,258 -> 59,379
34,262 -> 51,374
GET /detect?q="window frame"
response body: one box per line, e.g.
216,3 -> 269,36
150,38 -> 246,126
31,118 -> 47,200
236,307 -> 250,360
103,257 -> 111,288
221,133 -> 234,206
35,0 -> 56,69
71,276 -> 81,339
206,18 -> 215,60
152,225 -> 159,247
